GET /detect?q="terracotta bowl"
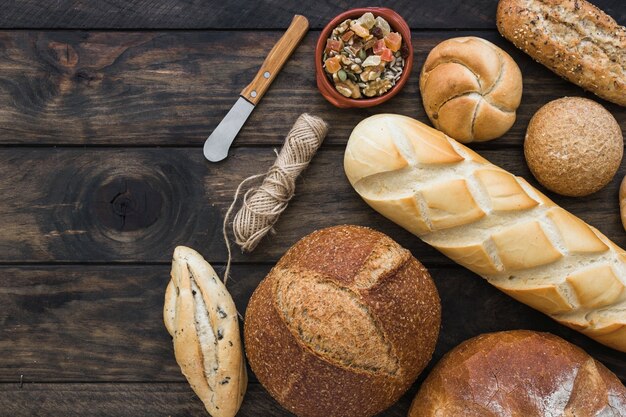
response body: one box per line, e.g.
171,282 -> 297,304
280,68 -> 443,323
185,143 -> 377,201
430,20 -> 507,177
315,7 -> 413,108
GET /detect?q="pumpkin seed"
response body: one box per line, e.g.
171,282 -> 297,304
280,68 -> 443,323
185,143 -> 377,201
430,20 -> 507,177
338,70 -> 347,82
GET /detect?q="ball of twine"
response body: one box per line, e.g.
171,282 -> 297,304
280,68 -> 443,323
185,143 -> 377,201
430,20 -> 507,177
222,113 -> 328,283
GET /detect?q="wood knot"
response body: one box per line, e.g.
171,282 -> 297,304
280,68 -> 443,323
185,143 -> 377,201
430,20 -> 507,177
75,70 -> 103,84
47,41 -> 79,69
94,178 -> 162,232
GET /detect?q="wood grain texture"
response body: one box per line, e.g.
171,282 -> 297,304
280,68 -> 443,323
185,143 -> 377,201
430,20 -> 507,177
1,2 -> 625,415
0,264 -> 259,382
1,147 -> 626,265
0,30 -> 623,146
1,265 -> 623,383
1,0 -> 621,29
0,382 -> 422,416
0,383 -> 293,417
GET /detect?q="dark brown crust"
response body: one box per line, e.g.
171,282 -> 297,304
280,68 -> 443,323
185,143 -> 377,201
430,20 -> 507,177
497,0 -> 626,106
244,225 -> 441,417
409,330 -> 626,416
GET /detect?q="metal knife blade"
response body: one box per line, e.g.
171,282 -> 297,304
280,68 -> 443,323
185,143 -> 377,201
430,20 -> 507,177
202,15 -> 309,163
203,97 -> 255,162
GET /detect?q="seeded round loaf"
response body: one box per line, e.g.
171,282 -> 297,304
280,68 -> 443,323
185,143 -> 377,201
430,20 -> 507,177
420,36 -> 523,143
497,0 -> 626,107
525,97 -> 623,197
244,225 -> 441,417
409,330 -> 626,416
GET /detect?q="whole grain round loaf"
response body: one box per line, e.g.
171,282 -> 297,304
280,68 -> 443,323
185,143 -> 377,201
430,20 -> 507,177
419,36 -> 523,143
524,97 -> 623,197
409,330 -> 626,416
244,225 -> 441,417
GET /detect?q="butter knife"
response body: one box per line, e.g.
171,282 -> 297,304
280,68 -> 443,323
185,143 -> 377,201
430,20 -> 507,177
203,15 -> 309,162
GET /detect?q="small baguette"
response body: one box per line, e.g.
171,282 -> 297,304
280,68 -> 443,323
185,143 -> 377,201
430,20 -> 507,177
497,0 -> 626,106
164,246 -> 247,417
344,114 -> 626,352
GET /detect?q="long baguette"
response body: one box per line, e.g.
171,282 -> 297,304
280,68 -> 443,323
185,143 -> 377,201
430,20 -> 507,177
344,114 -> 626,352
496,0 -> 626,106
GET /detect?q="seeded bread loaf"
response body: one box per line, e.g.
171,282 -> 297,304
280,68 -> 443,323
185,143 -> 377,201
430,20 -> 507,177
344,114 -> 626,352
524,97 -> 623,197
244,225 -> 441,417
164,246 -> 247,417
497,0 -> 626,106
409,330 -> 626,416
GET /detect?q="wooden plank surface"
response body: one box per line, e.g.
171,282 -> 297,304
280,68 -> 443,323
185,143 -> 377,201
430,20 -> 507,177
0,0 -> 622,29
1,147 -> 625,265
1,0 -> 625,415
0,382 -> 415,417
2,265 -> 623,384
0,383 -> 296,417
0,30 -> 623,147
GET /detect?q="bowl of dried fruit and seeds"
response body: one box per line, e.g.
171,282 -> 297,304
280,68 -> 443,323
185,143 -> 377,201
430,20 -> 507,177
315,8 -> 413,108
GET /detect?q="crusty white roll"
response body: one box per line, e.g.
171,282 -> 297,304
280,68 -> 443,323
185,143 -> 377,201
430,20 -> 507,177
420,36 -> 522,143
164,246 -> 247,417
344,114 -> 626,352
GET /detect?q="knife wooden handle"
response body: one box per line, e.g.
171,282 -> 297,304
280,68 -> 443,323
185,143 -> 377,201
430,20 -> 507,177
240,15 -> 309,105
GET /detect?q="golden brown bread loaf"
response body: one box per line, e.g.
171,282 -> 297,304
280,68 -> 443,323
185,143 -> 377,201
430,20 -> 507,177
524,97 -> 623,197
409,330 -> 626,416
420,36 -> 523,143
344,114 -> 626,352
497,0 -> 626,106
621,176 -> 626,232
164,246 -> 247,417
244,225 -> 441,417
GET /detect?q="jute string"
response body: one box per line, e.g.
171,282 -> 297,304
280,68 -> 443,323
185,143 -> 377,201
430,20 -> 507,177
222,113 -> 328,283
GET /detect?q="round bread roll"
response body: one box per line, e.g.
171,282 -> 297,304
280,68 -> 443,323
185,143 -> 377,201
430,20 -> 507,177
244,225 -> 441,417
420,36 -> 522,143
409,330 -> 626,416
525,97 -> 623,197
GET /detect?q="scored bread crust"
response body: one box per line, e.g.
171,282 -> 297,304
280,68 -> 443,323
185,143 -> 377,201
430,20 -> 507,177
496,0 -> 626,106
344,114 -> 626,352
244,225 -> 441,417
420,36 -> 522,143
164,246 -> 247,417
409,330 -> 626,416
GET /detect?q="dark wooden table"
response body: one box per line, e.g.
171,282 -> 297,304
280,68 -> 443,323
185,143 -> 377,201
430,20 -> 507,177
0,1 -> 624,416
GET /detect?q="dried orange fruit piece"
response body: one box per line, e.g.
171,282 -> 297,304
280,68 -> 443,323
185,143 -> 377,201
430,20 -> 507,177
324,56 -> 342,73
384,32 -> 402,52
